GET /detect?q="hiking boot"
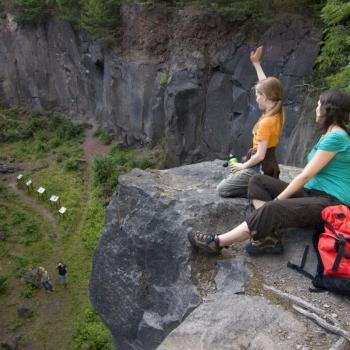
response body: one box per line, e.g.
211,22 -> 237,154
245,238 -> 283,256
187,229 -> 221,255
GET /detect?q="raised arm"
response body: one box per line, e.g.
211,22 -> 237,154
275,150 -> 336,200
250,46 -> 267,81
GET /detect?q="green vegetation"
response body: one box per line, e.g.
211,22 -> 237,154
159,70 -> 169,87
316,0 -> 350,93
72,305 -> 114,350
92,146 -> 155,197
0,106 -> 160,348
0,107 -> 113,349
10,0 -> 324,45
95,129 -> 114,145
0,275 -> 8,295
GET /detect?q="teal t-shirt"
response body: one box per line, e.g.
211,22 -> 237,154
304,131 -> 350,206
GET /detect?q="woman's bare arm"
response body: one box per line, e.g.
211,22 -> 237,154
276,150 -> 336,200
231,140 -> 267,171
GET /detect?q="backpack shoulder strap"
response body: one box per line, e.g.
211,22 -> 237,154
287,245 -> 315,280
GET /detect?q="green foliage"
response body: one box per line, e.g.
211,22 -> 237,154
14,0 -> 56,24
80,0 -> 122,44
0,109 -> 83,162
316,0 -> 350,92
92,155 -> 118,190
20,283 -> 38,298
72,305 -> 114,350
0,275 -> 8,295
0,190 -> 43,244
321,0 -> 350,25
92,146 -> 155,197
12,256 -> 30,278
208,0 -> 322,24
81,188 -> 105,251
159,70 -> 169,87
209,0 -> 268,23
97,129 -> 113,145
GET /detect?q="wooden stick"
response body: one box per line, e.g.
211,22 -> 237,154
292,305 -> 350,342
263,284 -> 339,325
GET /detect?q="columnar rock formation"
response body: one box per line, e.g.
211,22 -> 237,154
0,7 -> 320,167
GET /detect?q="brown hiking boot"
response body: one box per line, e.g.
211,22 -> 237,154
245,236 -> 283,256
187,229 -> 221,255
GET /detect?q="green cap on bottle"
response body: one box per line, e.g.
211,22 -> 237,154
228,157 -> 238,165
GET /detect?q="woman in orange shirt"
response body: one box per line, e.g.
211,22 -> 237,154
217,46 -> 285,197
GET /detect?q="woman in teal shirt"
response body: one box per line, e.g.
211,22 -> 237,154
188,90 -> 350,255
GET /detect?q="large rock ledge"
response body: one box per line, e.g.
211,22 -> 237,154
89,161 -> 350,350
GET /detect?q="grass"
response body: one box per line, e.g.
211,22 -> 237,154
0,106 -> 162,349
0,108 -> 113,349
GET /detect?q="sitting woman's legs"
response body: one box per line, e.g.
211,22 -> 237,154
217,168 -> 259,198
248,174 -> 305,202
217,195 -> 339,248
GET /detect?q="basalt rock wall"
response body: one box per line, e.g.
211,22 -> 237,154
0,6 -> 321,167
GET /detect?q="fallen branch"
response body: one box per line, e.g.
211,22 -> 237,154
263,284 -> 339,325
293,305 -> 350,342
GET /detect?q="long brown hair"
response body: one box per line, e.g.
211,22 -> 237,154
319,90 -> 350,136
253,77 -> 285,132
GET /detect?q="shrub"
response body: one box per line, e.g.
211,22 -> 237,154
316,0 -> 350,92
159,70 -> 169,87
62,157 -> 80,171
80,0 -> 122,45
98,130 -> 113,145
14,0 -> 55,24
72,305 -> 113,350
92,155 -> 116,187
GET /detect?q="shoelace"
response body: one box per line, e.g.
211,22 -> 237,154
196,232 -> 214,243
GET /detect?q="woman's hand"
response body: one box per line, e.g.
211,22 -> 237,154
231,163 -> 246,172
250,46 -> 264,64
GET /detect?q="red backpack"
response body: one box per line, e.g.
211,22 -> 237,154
288,205 -> 350,296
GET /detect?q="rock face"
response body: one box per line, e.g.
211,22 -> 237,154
89,160 -> 250,349
0,7 -> 321,167
89,162 -> 349,350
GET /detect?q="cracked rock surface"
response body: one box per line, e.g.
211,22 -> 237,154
90,161 -> 350,350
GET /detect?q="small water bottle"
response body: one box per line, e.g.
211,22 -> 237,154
223,154 -> 238,167
228,156 -> 238,166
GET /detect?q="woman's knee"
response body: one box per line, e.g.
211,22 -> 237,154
248,174 -> 268,199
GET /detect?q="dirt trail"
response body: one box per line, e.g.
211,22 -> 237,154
0,126 -> 114,349
8,179 -> 60,234
81,126 -> 112,166
1,126 -> 112,236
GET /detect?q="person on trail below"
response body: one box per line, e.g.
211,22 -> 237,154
217,46 -> 285,198
38,266 -> 54,292
56,261 -> 68,288
190,90 -> 350,255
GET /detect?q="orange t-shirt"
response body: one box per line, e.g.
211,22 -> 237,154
252,113 -> 283,149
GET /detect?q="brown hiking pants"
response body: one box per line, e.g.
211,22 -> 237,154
246,175 -> 341,241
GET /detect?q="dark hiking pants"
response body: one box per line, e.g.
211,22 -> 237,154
246,174 -> 341,242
